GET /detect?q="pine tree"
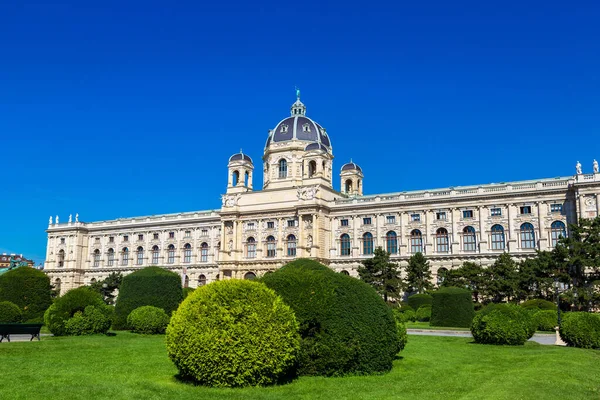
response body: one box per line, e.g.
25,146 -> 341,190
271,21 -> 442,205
404,252 -> 433,295
357,247 -> 402,302
90,272 -> 123,305
486,253 -> 518,303
442,261 -> 485,302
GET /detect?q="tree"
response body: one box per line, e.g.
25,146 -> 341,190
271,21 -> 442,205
486,253 -> 518,303
358,247 -> 402,302
442,262 -> 486,303
90,272 -> 123,305
515,251 -> 556,302
404,252 -> 433,295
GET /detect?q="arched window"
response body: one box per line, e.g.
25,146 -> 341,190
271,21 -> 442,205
308,160 -> 317,178
54,278 -> 62,295
151,245 -> 160,264
287,234 -> 297,257
200,242 -> 209,262
183,275 -> 189,288
345,179 -> 353,193
436,228 -> 449,253
520,223 -> 536,249
121,247 -> 129,266
463,226 -> 477,252
278,159 -> 287,178
340,270 -> 350,275
232,170 -> 239,186
386,231 -> 398,254
167,244 -> 175,264
198,274 -> 207,287
551,221 -> 567,247
107,248 -> 115,266
491,225 -> 505,250
93,249 -> 100,267
183,243 -> 192,263
90,278 -> 97,284
244,272 -> 257,280
410,230 -> 423,253
136,247 -> 144,265
246,237 -> 256,258
266,236 -> 276,258
340,234 -> 351,256
362,232 -> 374,255
437,267 -> 448,285
57,249 -> 65,267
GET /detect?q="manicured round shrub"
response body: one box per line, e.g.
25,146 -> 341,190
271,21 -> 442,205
262,258 -> 401,376
394,309 -> 416,324
471,304 -> 536,345
44,286 -> 110,336
128,306 -> 170,334
533,310 -> 558,332
0,267 -> 52,322
520,299 -> 557,311
114,267 -> 183,329
397,322 -> 408,352
407,293 -> 433,310
166,279 -> 299,387
64,305 -> 112,335
430,287 -> 475,328
0,301 -> 22,323
416,305 -> 432,322
559,312 -> 600,349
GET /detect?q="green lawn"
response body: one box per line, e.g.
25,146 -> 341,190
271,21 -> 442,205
405,321 -> 471,331
1,333 -> 598,400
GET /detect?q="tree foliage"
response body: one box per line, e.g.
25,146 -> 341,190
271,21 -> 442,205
90,272 -> 123,305
358,247 -> 402,302
404,252 -> 433,295
441,262 -> 486,302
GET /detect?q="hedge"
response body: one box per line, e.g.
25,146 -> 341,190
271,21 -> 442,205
520,299 -> 557,311
471,304 -> 536,345
533,310 -> 558,332
0,301 -> 22,323
166,279 -> 299,387
114,267 -> 183,329
261,258 -> 401,376
64,305 -> 112,335
430,287 -> 475,328
0,267 -> 52,322
128,306 -> 170,334
407,293 -> 433,310
559,312 -> 600,349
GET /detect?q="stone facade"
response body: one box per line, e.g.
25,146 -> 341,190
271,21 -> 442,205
44,96 -> 600,295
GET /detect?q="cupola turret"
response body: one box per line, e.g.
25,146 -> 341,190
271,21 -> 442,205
340,160 -> 363,196
227,150 -> 254,193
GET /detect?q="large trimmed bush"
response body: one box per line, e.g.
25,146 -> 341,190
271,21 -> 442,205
0,301 -> 22,323
559,312 -> 600,349
262,259 -> 401,377
520,299 -> 557,311
407,293 -> 433,310
0,267 -> 52,322
166,279 -> 300,387
533,310 -> 558,332
128,306 -> 170,334
64,305 -> 112,335
471,304 -> 536,345
430,287 -> 475,328
114,267 -> 183,329
44,286 -> 111,336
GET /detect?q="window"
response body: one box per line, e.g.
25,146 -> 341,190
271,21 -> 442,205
153,233 -> 159,240
279,159 -> 288,178
550,204 -> 563,213
123,235 -> 129,242
340,234 -> 351,256
287,219 -> 296,228
57,249 -> 65,267
463,226 -> 477,252
551,221 -> 567,247
340,219 -> 349,227
60,238 -> 66,244
198,274 -> 207,287
308,160 -> 316,177
410,213 -> 421,222
151,246 -> 160,264
244,272 -> 257,280
491,225 -> 505,250
107,248 -> 115,266
437,267 -> 448,285
93,250 -> 100,267
362,232 -> 374,255
363,217 -> 372,225
183,243 -> 192,263
185,230 -> 191,238
386,231 -> 398,254
122,248 -> 129,266
167,245 -> 175,264
246,237 -> 256,258
462,210 -> 474,219
436,212 -> 446,221
302,123 -> 311,132
345,179 -> 353,193
520,223 -> 536,249
286,235 -> 297,257
200,243 -> 209,262
138,234 -> 144,241
169,232 -> 175,239
266,236 -> 276,258
411,230 -> 423,253
95,238 -> 100,243
201,229 -> 208,236
436,228 -> 449,253
267,221 -> 275,229
247,222 -> 255,230
386,215 -> 396,224
109,236 -> 114,243
136,247 -> 144,265
520,206 -> 532,215
340,270 -> 350,276
491,208 -> 502,217
280,124 -> 288,133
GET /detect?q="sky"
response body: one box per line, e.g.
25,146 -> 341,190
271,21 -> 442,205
1,0 -> 599,263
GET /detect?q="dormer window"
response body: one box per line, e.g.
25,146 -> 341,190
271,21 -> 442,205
280,124 -> 289,133
302,123 -> 311,132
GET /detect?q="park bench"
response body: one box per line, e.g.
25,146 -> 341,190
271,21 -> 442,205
0,323 -> 43,342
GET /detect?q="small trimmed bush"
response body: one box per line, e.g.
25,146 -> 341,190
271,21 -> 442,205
533,310 -> 558,332
44,286 -> 110,336
416,305 -> 432,322
0,267 -> 52,321
262,259 -> 401,377
166,279 -> 300,387
0,301 -> 22,323
430,287 -> 475,328
520,299 -> 557,311
64,305 -> 112,335
128,306 -> 170,334
393,308 -> 416,324
471,304 -> 536,345
407,293 -> 433,310
559,312 -> 600,349
397,322 -> 408,352
114,267 -> 183,329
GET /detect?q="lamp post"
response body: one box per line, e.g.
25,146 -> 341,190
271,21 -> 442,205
553,279 -> 566,346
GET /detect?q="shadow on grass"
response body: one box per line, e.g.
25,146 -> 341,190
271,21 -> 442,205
173,368 -> 300,388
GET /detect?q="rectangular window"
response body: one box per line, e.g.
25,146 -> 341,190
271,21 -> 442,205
153,233 -> 159,240
386,215 -> 396,224
247,223 -> 255,230
137,250 -> 143,265
201,229 -> 208,236
463,210 -> 474,219
550,204 -> 562,213
520,206 -> 532,215
340,219 -> 349,227
60,238 -> 66,244
138,234 -> 144,241
491,208 -> 502,217
169,232 -> 175,239
267,221 -> 275,229
247,243 -> 256,259
267,242 -> 276,258
363,217 -> 372,225
185,230 -> 191,238
95,238 -> 100,243
123,235 -> 129,242
436,212 -> 446,221
410,213 -> 420,222
122,251 -> 129,266
109,236 -> 114,243
287,220 -> 296,228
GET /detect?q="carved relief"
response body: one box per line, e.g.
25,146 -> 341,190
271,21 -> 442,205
222,194 -> 241,208
297,185 -> 319,200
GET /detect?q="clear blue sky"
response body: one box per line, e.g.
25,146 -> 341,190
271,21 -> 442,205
1,1 -> 599,263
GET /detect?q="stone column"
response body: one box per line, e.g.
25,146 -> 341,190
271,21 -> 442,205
478,207 -> 487,253
352,215 -> 359,257
537,202 -> 548,250
424,210 -> 432,255
451,208 -> 459,253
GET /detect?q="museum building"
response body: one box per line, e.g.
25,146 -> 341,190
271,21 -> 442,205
44,95 -> 600,295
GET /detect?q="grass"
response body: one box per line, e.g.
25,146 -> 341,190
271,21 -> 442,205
1,333 -> 599,400
405,321 -> 470,331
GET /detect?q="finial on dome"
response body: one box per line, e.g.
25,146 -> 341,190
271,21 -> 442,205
290,88 -> 306,116
295,86 -> 300,100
